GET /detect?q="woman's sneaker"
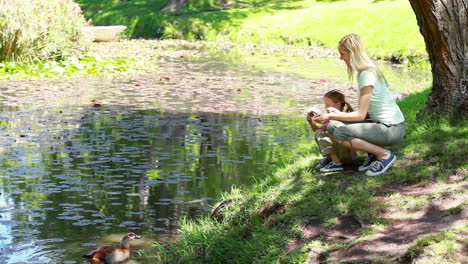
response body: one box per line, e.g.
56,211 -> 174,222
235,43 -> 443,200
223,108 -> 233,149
366,152 -> 397,177
315,157 -> 331,169
358,153 -> 377,171
320,162 -> 344,172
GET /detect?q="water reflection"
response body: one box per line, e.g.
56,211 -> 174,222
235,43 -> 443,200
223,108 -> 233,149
0,104 -> 309,263
0,50 -> 430,263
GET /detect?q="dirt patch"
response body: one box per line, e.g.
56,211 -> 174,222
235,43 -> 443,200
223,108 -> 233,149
375,182 -> 443,197
396,154 -> 436,169
288,214 -> 363,253
303,181 -> 467,263
376,175 -> 467,197
325,205 -> 466,263
258,201 -> 287,218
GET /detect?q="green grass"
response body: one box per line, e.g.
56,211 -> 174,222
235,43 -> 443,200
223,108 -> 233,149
140,89 -> 467,263
406,227 -> 468,263
76,0 -> 427,64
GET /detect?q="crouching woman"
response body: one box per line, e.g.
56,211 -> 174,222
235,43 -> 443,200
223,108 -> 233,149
314,33 -> 405,176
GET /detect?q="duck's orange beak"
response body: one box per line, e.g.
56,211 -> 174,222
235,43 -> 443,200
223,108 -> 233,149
135,235 -> 142,239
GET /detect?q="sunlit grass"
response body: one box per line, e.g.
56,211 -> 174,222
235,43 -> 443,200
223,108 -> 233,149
76,0 -> 426,64
406,227 -> 468,263
228,0 -> 425,63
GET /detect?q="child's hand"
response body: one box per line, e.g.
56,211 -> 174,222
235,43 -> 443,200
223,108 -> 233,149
306,106 -> 322,116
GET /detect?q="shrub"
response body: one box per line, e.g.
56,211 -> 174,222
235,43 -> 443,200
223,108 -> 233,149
0,0 -> 88,62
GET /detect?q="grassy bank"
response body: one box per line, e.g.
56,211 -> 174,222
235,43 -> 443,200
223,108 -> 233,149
141,89 -> 467,263
77,0 -> 427,64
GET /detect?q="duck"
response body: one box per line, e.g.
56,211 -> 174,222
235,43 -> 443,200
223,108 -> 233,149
83,232 -> 142,264
90,100 -> 102,108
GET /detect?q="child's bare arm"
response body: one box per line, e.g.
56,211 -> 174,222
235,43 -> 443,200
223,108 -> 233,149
306,106 -> 325,131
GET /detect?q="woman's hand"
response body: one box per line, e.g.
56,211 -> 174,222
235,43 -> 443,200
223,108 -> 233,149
313,112 -> 330,123
307,113 -> 325,124
314,107 -> 341,123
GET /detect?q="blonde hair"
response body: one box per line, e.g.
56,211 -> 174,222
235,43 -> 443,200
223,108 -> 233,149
338,33 -> 387,84
324,89 -> 354,112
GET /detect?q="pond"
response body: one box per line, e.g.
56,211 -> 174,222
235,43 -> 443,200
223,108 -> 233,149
0,41 -> 431,263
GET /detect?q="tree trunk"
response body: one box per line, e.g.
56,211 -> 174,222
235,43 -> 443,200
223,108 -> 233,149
408,0 -> 468,115
161,0 -> 189,12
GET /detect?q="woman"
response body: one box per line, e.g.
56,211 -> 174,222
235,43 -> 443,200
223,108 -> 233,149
314,33 -> 405,176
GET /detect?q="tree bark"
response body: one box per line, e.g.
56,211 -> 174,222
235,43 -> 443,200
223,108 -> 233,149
161,0 -> 189,12
408,0 -> 468,115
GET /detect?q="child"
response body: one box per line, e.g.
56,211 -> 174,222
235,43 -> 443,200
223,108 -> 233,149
306,89 -> 355,172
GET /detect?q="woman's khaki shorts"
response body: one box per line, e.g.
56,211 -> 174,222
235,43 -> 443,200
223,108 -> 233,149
326,120 -> 406,146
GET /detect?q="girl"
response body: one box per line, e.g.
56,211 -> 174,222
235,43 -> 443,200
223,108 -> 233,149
314,33 -> 405,176
307,89 -> 355,172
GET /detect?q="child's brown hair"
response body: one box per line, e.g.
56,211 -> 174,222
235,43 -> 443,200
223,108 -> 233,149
324,89 -> 354,112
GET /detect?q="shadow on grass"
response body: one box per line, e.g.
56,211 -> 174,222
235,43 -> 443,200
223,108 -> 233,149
76,0 -> 308,38
392,90 -> 468,183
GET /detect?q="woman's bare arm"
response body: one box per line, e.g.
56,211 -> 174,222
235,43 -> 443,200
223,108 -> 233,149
314,86 -> 372,122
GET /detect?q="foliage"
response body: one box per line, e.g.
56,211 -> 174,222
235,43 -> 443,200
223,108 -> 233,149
0,56 -> 138,79
0,0 -> 88,62
76,0 -> 427,64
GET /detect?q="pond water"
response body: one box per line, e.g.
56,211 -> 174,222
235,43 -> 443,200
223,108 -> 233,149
0,43 -> 431,263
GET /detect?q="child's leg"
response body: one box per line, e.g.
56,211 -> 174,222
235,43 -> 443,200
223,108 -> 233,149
315,130 -> 343,170
329,153 -> 342,165
315,130 -> 334,157
337,138 -> 390,160
336,141 -> 355,164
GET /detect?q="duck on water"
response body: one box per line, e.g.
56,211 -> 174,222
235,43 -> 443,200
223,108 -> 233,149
83,232 -> 142,264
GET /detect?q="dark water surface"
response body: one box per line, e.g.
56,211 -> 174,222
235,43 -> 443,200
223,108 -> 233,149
0,49 -> 430,263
